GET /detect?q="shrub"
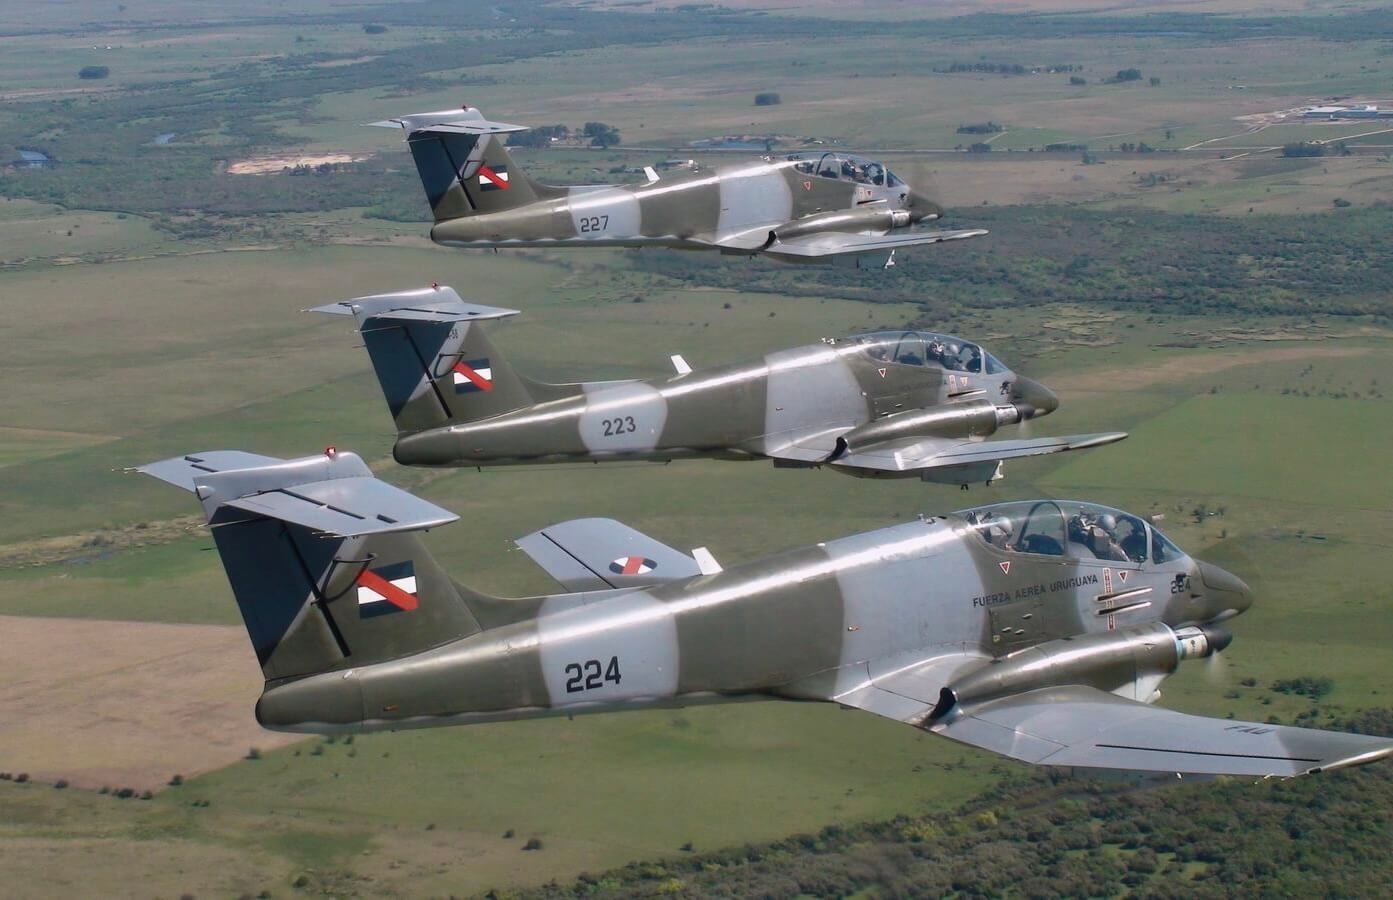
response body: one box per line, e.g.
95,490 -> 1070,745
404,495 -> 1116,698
363,23 -> 387,34
245,747 -> 261,760
54,779 -> 69,790
14,773 -> 29,784
78,65 -> 110,80
1069,75 -> 1086,86
523,837 -> 543,851
169,774 -> 184,786
754,92 -> 781,106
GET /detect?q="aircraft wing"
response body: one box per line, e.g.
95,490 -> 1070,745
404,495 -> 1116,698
930,685 -> 1393,777
516,517 -> 702,592
762,228 -> 987,261
829,432 -> 1128,474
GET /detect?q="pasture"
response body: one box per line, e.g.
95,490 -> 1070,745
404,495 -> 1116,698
2,0 -> 1393,894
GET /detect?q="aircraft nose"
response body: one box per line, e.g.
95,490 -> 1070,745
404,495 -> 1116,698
1194,559 -> 1253,620
1011,376 -> 1059,418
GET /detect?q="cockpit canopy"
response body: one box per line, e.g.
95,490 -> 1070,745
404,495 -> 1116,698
957,500 -> 1187,565
788,152 -> 905,188
848,330 -> 1008,376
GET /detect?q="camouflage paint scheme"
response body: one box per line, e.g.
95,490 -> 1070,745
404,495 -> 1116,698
141,451 -> 1393,778
312,286 -> 1126,485
371,107 -> 987,264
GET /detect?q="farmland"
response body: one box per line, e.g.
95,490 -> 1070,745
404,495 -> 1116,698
2,0 -> 1392,895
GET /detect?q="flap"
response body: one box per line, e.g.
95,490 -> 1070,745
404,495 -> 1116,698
934,685 -> 1393,777
515,517 -> 701,591
832,653 -> 991,724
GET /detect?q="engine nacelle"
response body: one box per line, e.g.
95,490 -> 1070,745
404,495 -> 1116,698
834,400 -> 1020,458
773,207 -> 902,242
929,622 -> 1231,721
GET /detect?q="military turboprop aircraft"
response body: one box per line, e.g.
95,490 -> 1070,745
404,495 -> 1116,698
141,447 -> 1393,777
311,285 -> 1125,486
370,106 -> 985,265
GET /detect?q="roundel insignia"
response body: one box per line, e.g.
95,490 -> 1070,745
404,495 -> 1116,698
610,556 -> 657,576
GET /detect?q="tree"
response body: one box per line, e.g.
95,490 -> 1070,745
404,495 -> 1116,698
1281,142 -> 1325,158
582,121 -> 621,148
1069,75 -> 1086,86
1114,68 -> 1143,82
1149,76 -> 1161,86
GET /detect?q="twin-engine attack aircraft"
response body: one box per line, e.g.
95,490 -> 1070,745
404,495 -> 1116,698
311,286 -> 1125,486
370,106 -> 986,265
140,447 -> 1393,777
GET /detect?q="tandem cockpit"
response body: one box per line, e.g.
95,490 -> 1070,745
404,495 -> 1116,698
957,500 -> 1187,567
849,331 -> 1009,376
788,152 -> 905,189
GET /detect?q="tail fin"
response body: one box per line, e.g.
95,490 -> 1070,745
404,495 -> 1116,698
369,106 -> 551,222
139,449 -> 482,685
310,285 -> 534,433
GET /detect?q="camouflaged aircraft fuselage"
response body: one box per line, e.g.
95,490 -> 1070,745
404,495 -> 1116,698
251,503 -> 1238,733
372,106 -> 985,262
394,333 -> 1039,475
429,157 -> 936,251
311,287 -> 1123,484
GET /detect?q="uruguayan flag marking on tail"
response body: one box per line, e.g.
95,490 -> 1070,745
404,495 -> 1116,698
451,358 -> 493,393
357,561 -> 419,618
478,164 -> 510,191
609,556 -> 657,576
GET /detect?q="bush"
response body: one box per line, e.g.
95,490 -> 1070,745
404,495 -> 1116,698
78,65 -> 110,80
169,774 -> 184,786
753,92 -> 781,106
1113,68 -> 1143,82
15,773 -> 29,784
54,779 -> 69,790
1069,75 -> 1086,86
245,747 -> 261,760
1333,197 -> 1352,208
362,23 -> 387,34
523,837 -> 543,851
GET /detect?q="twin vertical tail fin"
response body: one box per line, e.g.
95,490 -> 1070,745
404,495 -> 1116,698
369,106 -> 545,222
138,450 -> 482,687
310,285 -> 533,435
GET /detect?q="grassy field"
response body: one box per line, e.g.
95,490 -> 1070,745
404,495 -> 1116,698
3,0 -> 1393,895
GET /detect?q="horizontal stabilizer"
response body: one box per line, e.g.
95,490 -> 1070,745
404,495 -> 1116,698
516,517 -> 701,591
139,450 -> 457,537
367,106 -> 528,136
309,285 -> 519,324
934,684 -> 1393,777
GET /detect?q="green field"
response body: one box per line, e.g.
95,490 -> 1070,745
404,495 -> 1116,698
3,0 -> 1393,895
